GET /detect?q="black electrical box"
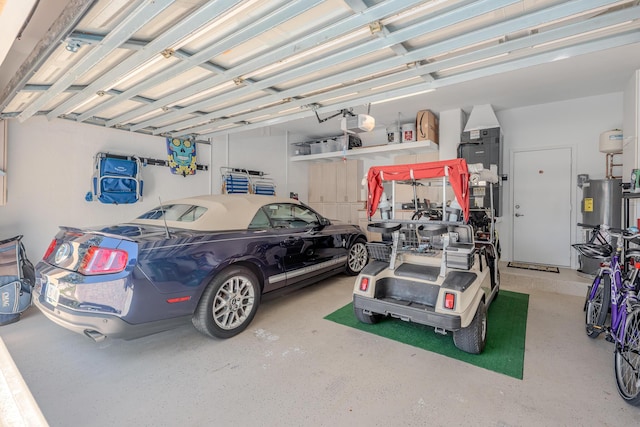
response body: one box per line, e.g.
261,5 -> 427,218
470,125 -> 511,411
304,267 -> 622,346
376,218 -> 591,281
458,127 -> 503,216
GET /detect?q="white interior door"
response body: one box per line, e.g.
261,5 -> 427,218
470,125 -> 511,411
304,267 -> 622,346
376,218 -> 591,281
512,147 -> 572,266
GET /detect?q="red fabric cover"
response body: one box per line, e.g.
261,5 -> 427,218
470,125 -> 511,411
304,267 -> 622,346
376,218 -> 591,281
367,158 -> 470,221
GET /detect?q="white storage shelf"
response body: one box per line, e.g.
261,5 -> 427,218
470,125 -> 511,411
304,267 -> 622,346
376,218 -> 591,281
290,140 -> 437,162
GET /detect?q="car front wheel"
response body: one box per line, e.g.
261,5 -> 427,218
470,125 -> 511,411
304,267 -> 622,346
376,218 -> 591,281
192,266 -> 261,339
346,238 -> 368,276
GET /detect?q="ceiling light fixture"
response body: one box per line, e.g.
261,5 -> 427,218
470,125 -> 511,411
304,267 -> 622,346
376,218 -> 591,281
370,77 -> 422,91
104,55 -> 166,91
64,95 -> 99,115
170,0 -> 262,50
165,81 -> 236,108
438,53 -> 509,73
318,92 -> 359,104
535,0 -> 632,30
87,0 -> 132,28
532,20 -> 634,49
370,88 -> 435,105
382,0 -> 449,25
245,27 -> 370,78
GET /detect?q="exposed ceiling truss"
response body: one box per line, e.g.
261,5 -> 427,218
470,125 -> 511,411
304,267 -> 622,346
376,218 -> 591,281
1,0 -> 639,140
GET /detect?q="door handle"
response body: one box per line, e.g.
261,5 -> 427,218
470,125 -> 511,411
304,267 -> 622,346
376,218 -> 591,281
515,213 -> 524,217
281,236 -> 300,246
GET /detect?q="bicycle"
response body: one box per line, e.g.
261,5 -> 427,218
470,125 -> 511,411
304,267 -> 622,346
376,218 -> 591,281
572,223 -> 614,338
573,224 -> 640,405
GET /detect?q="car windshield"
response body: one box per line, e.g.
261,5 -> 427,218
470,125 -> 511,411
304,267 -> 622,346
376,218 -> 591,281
137,204 -> 207,222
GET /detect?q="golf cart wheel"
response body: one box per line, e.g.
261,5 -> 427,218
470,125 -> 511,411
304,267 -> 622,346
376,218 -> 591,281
354,307 -> 381,324
453,300 -> 487,354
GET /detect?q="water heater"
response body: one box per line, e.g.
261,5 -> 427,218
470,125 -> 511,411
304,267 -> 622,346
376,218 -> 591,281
579,178 -> 622,275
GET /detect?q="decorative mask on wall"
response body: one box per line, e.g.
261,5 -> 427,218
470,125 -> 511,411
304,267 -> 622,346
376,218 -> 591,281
166,137 -> 197,176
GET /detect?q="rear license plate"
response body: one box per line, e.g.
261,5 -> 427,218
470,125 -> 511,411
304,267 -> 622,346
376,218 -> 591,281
45,282 -> 60,306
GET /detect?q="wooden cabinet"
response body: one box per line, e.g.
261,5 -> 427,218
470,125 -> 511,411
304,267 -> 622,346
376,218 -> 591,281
336,203 -> 351,223
308,162 -> 337,203
336,159 -> 364,203
309,202 -> 337,219
308,163 -> 323,203
310,159 -> 362,203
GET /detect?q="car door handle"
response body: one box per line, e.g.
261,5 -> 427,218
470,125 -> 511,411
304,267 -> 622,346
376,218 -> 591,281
281,236 -> 300,246
515,213 -> 524,217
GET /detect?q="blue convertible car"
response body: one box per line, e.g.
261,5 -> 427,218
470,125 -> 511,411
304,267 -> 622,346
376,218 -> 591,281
33,194 -> 368,341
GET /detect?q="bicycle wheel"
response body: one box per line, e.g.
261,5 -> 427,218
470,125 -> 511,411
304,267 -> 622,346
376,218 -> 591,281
585,274 -> 610,338
614,306 -> 640,406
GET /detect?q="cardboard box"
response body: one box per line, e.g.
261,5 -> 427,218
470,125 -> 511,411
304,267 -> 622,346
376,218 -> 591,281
416,110 -> 439,143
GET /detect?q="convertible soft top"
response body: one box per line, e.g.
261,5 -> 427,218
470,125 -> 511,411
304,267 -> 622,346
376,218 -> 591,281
131,194 -> 301,231
367,158 -> 471,221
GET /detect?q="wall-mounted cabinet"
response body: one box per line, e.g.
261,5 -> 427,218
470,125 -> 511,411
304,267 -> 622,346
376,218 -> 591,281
309,159 -> 363,204
308,159 -> 364,224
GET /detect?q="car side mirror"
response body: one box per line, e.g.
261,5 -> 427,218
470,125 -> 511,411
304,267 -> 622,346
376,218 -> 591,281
307,218 -> 328,233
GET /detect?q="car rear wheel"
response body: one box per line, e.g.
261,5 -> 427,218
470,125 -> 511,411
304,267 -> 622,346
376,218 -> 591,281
346,238 -> 368,276
192,266 -> 260,339
453,300 -> 487,354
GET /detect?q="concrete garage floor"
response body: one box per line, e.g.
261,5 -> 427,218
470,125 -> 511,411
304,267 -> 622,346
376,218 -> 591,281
2,264 -> 640,426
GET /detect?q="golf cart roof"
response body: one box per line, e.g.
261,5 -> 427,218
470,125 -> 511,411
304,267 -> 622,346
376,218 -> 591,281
366,158 -> 471,221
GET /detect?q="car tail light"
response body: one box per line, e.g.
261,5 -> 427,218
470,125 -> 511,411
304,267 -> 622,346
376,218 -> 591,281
444,292 -> 456,310
43,239 -> 57,260
359,277 -> 369,292
79,246 -> 128,275
167,296 -> 191,304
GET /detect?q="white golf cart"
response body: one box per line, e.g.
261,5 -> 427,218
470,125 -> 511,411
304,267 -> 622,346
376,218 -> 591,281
352,159 -> 500,354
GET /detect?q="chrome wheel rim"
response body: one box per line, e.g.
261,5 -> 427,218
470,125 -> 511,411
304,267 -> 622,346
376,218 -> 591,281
213,275 -> 255,330
348,242 -> 368,272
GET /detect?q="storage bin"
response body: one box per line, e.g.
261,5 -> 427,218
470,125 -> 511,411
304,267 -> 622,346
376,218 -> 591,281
445,243 -> 475,270
366,242 -> 392,262
309,142 -> 325,154
401,123 -> 416,142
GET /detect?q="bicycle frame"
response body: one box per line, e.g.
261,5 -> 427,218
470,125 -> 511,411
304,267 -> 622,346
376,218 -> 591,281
594,235 -> 640,341
580,226 -> 640,404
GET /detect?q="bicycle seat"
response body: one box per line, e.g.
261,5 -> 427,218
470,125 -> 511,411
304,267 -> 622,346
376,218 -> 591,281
572,243 -> 612,260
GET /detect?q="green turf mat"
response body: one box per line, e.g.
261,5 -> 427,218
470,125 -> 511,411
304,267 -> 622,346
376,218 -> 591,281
324,290 -> 529,379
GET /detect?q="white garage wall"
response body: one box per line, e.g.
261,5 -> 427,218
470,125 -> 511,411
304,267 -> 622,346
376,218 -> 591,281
0,93 -> 624,267
496,92 -> 624,265
0,116 -> 212,260
209,128 -> 309,201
